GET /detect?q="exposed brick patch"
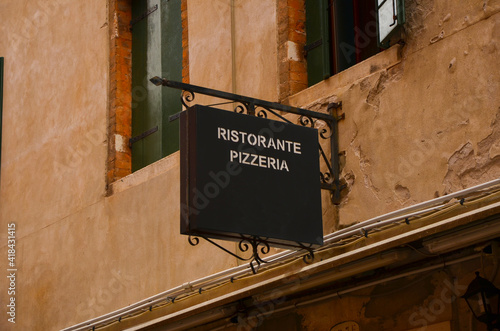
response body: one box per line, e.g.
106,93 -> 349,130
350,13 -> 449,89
181,0 -> 189,83
277,0 -> 307,102
108,0 -> 133,190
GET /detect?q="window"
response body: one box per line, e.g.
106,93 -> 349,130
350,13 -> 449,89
130,0 -> 182,171
305,0 -> 405,86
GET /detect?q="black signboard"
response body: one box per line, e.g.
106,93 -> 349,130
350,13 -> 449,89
180,105 -> 323,249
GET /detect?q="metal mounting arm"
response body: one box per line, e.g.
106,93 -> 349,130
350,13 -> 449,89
150,76 -> 345,204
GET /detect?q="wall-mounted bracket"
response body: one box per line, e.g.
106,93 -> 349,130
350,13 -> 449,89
150,76 -> 346,205
324,102 -> 346,204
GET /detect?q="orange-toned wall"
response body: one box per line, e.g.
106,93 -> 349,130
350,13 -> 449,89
0,0 -> 499,330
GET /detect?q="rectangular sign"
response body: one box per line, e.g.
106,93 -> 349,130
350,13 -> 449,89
180,105 -> 323,249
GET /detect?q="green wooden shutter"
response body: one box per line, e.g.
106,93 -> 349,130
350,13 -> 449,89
377,0 -> 405,47
305,0 -> 331,86
0,57 -> 3,170
131,0 -> 182,171
160,0 -> 182,158
131,0 -> 162,171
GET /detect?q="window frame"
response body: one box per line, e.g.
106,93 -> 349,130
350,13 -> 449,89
107,0 -> 189,189
305,0 -> 405,86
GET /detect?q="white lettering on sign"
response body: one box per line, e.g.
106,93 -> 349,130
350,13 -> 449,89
218,126 -> 303,172
217,127 -> 301,154
229,150 -> 290,172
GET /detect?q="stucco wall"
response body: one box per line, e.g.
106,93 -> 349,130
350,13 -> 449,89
0,1 -> 109,329
0,0 -> 108,238
188,0 -> 278,99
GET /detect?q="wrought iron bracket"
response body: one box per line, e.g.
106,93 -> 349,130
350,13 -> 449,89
325,102 -> 346,204
150,76 -> 345,204
188,235 -> 314,274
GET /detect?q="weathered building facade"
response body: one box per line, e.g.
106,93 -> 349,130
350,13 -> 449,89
0,0 -> 499,330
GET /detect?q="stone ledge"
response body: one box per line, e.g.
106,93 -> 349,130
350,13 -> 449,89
286,44 -> 402,108
109,151 -> 180,195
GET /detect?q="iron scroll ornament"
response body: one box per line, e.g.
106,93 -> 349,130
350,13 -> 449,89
188,235 -> 315,274
188,235 -> 270,274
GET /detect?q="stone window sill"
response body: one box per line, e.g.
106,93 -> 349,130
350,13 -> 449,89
287,44 -> 402,107
108,151 -> 180,195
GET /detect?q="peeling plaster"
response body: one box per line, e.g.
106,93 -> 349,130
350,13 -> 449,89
405,0 -> 435,39
353,145 -> 381,198
444,109 -> 500,193
113,11 -> 119,38
366,71 -> 389,109
395,184 -> 411,203
115,134 -> 127,153
341,68 -> 405,207
286,40 -> 300,61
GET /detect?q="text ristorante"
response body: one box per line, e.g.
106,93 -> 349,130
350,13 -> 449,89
217,127 -> 302,154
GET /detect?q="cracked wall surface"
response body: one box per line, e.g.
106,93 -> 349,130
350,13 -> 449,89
444,110 -> 500,193
290,1 -> 500,226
